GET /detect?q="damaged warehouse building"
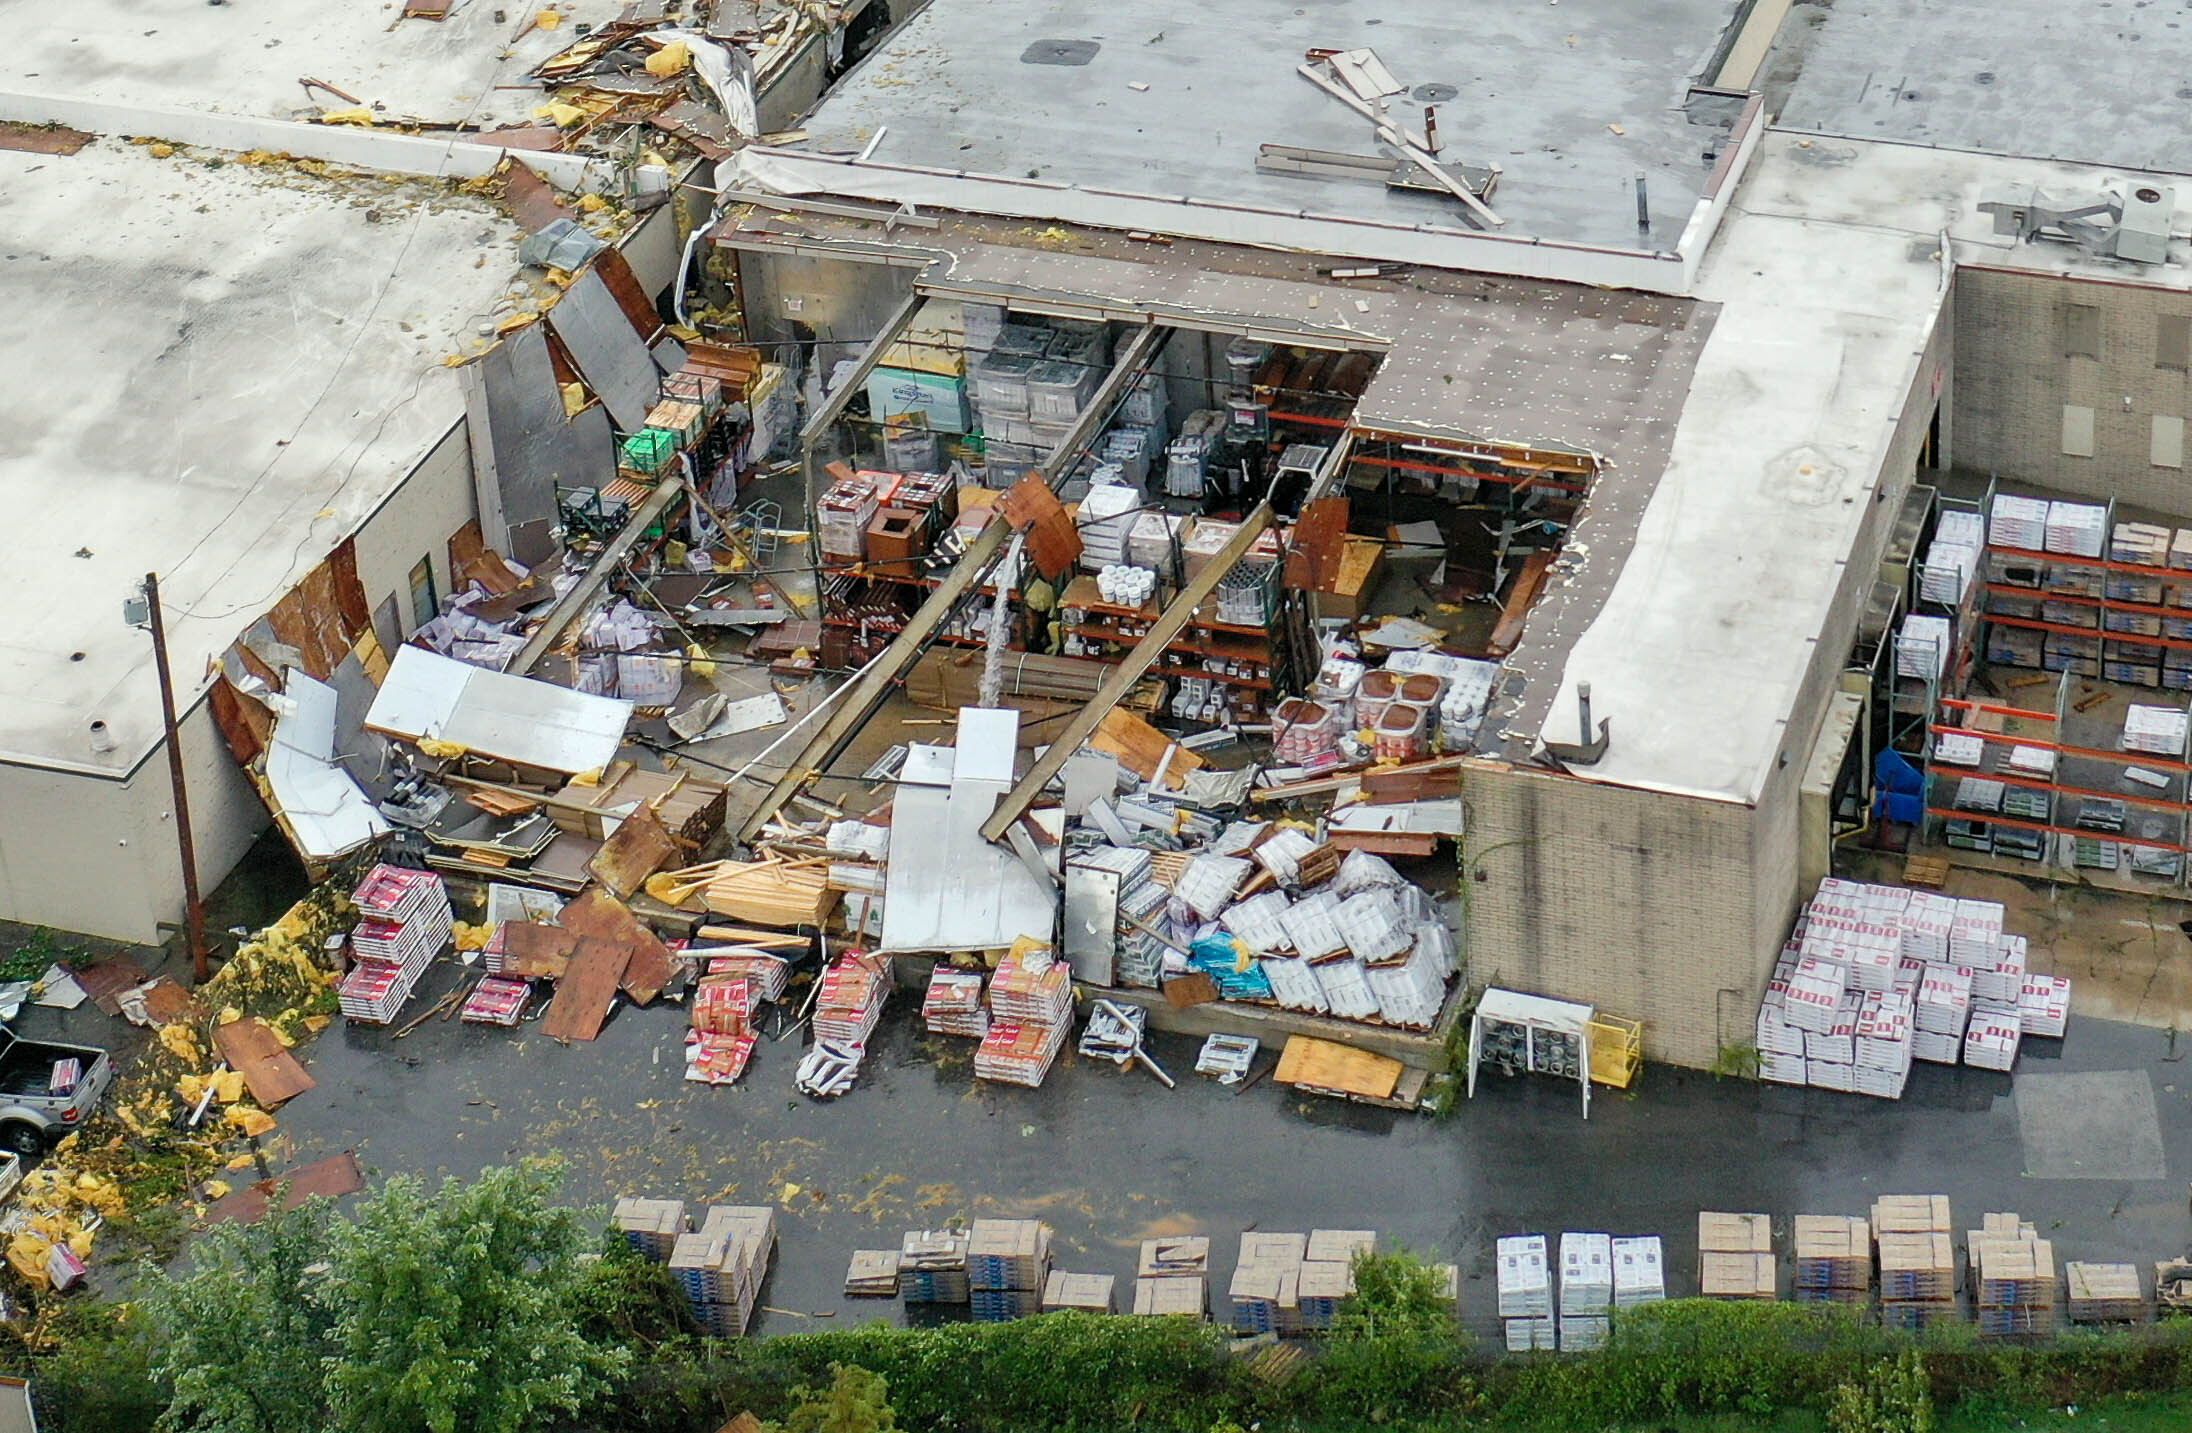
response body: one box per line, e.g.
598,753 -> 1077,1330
8,0 -> 2192,1081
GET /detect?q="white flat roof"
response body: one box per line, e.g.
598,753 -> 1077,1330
5,0 -> 628,131
0,138 -> 520,775
1533,132 -> 2192,804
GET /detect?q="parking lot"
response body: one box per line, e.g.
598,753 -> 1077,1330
17,941 -> 2190,1341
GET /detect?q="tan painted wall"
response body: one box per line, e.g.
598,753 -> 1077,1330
1952,265 -> 2192,510
1462,763 -> 1766,1069
0,697 -> 265,945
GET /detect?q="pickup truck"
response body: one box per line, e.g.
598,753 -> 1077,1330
0,1030 -> 114,1158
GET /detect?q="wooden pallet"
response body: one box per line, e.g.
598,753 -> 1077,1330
1903,852 -> 1953,889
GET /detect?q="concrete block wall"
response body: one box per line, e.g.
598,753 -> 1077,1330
1953,265 -> 2192,511
1461,761 -> 1768,1069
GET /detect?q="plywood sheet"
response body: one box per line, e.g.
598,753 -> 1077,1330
499,921 -> 579,979
1274,1035 -> 1403,1100
538,936 -> 631,1041
586,801 -> 680,901
213,1018 -> 316,1107
201,1152 -> 363,1227
558,887 -> 672,1004
1090,708 -> 1203,791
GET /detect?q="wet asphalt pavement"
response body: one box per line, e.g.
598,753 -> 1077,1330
29,951 -> 2190,1341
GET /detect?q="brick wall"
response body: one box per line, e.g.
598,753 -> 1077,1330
1953,266 -> 2192,511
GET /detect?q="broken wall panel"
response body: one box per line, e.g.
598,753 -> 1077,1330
464,321 -> 614,566
546,268 -> 663,429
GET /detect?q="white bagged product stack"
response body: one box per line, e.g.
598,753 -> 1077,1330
2019,974 -> 2071,1039
1920,510 -> 1984,603
1989,493 -> 2049,550
2045,500 -> 2108,558
2122,704 -> 2191,757
1964,1009 -> 2023,1071
1077,482 -> 1142,572
1973,933 -> 2027,1005
1497,1235 -> 1554,1350
1558,1232 -> 1613,1350
1897,615 -> 1953,681
1612,1236 -> 1666,1310
1914,964 -> 1973,1063
2113,520 -> 2172,566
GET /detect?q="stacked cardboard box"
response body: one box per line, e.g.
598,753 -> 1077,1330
899,1229 -> 971,1304
1042,1272 -> 1116,1314
1970,1212 -> 2056,1336
670,1206 -> 776,1337
1875,1196 -> 1956,1330
845,1249 -> 901,1298
1793,1215 -> 1870,1304
1297,1229 -> 1374,1330
614,1197 -> 687,1261
1230,1231 -> 1308,1335
1698,1212 -> 1776,1300
1132,1236 -> 1210,1317
968,1219 -> 1053,1321
2066,1262 -> 2144,1324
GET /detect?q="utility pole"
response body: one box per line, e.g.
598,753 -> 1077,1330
142,573 -> 210,983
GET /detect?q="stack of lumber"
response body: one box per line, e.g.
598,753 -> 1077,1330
1132,1236 -> 1210,1318
696,859 -> 841,927
846,1250 -> 901,1298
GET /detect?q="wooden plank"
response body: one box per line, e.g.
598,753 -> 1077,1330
1487,549 -> 1556,657
558,887 -> 673,1004
74,958 -> 148,1017
201,1152 -> 364,1227
1274,1035 -> 1403,1100
1285,495 -> 1351,592
538,937 -> 632,1041
1326,828 -> 1439,857
499,921 -> 579,979
998,476 -> 1083,576
1363,764 -> 1463,802
212,1018 -> 316,1107
1090,708 -> 1205,791
592,246 -> 665,343
0,122 -> 93,155
1162,973 -> 1219,1008
586,801 -> 680,901
140,978 -> 199,1025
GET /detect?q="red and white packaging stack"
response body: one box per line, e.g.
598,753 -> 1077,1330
1894,954 -> 1924,997
1852,991 -> 1914,1099
685,1032 -> 758,1085
704,953 -> 791,1004
922,968 -> 991,1038
1973,933 -> 2027,1005
2019,975 -> 2071,1039
481,923 -> 510,976
1782,956 -> 1848,1036
460,976 -> 531,1026
339,865 -> 451,1024
1963,1010 -> 2022,1071
1913,964 -> 1973,1064
973,1018 -> 1071,1087
692,976 -> 755,1037
1900,891 -> 1956,962
813,953 -> 894,1045
988,945 -> 1074,1025
1754,959 -> 1808,1084
1804,991 -> 1860,1067
1950,899 -> 2004,969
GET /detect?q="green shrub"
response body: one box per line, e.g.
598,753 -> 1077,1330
1827,1347 -> 1933,1433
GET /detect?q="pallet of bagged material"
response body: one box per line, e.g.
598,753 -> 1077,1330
1877,1231 -> 1956,1302
899,1229 -> 970,1303
1872,1194 -> 1952,1238
614,1197 -> 687,1261
967,1218 -> 1052,1291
